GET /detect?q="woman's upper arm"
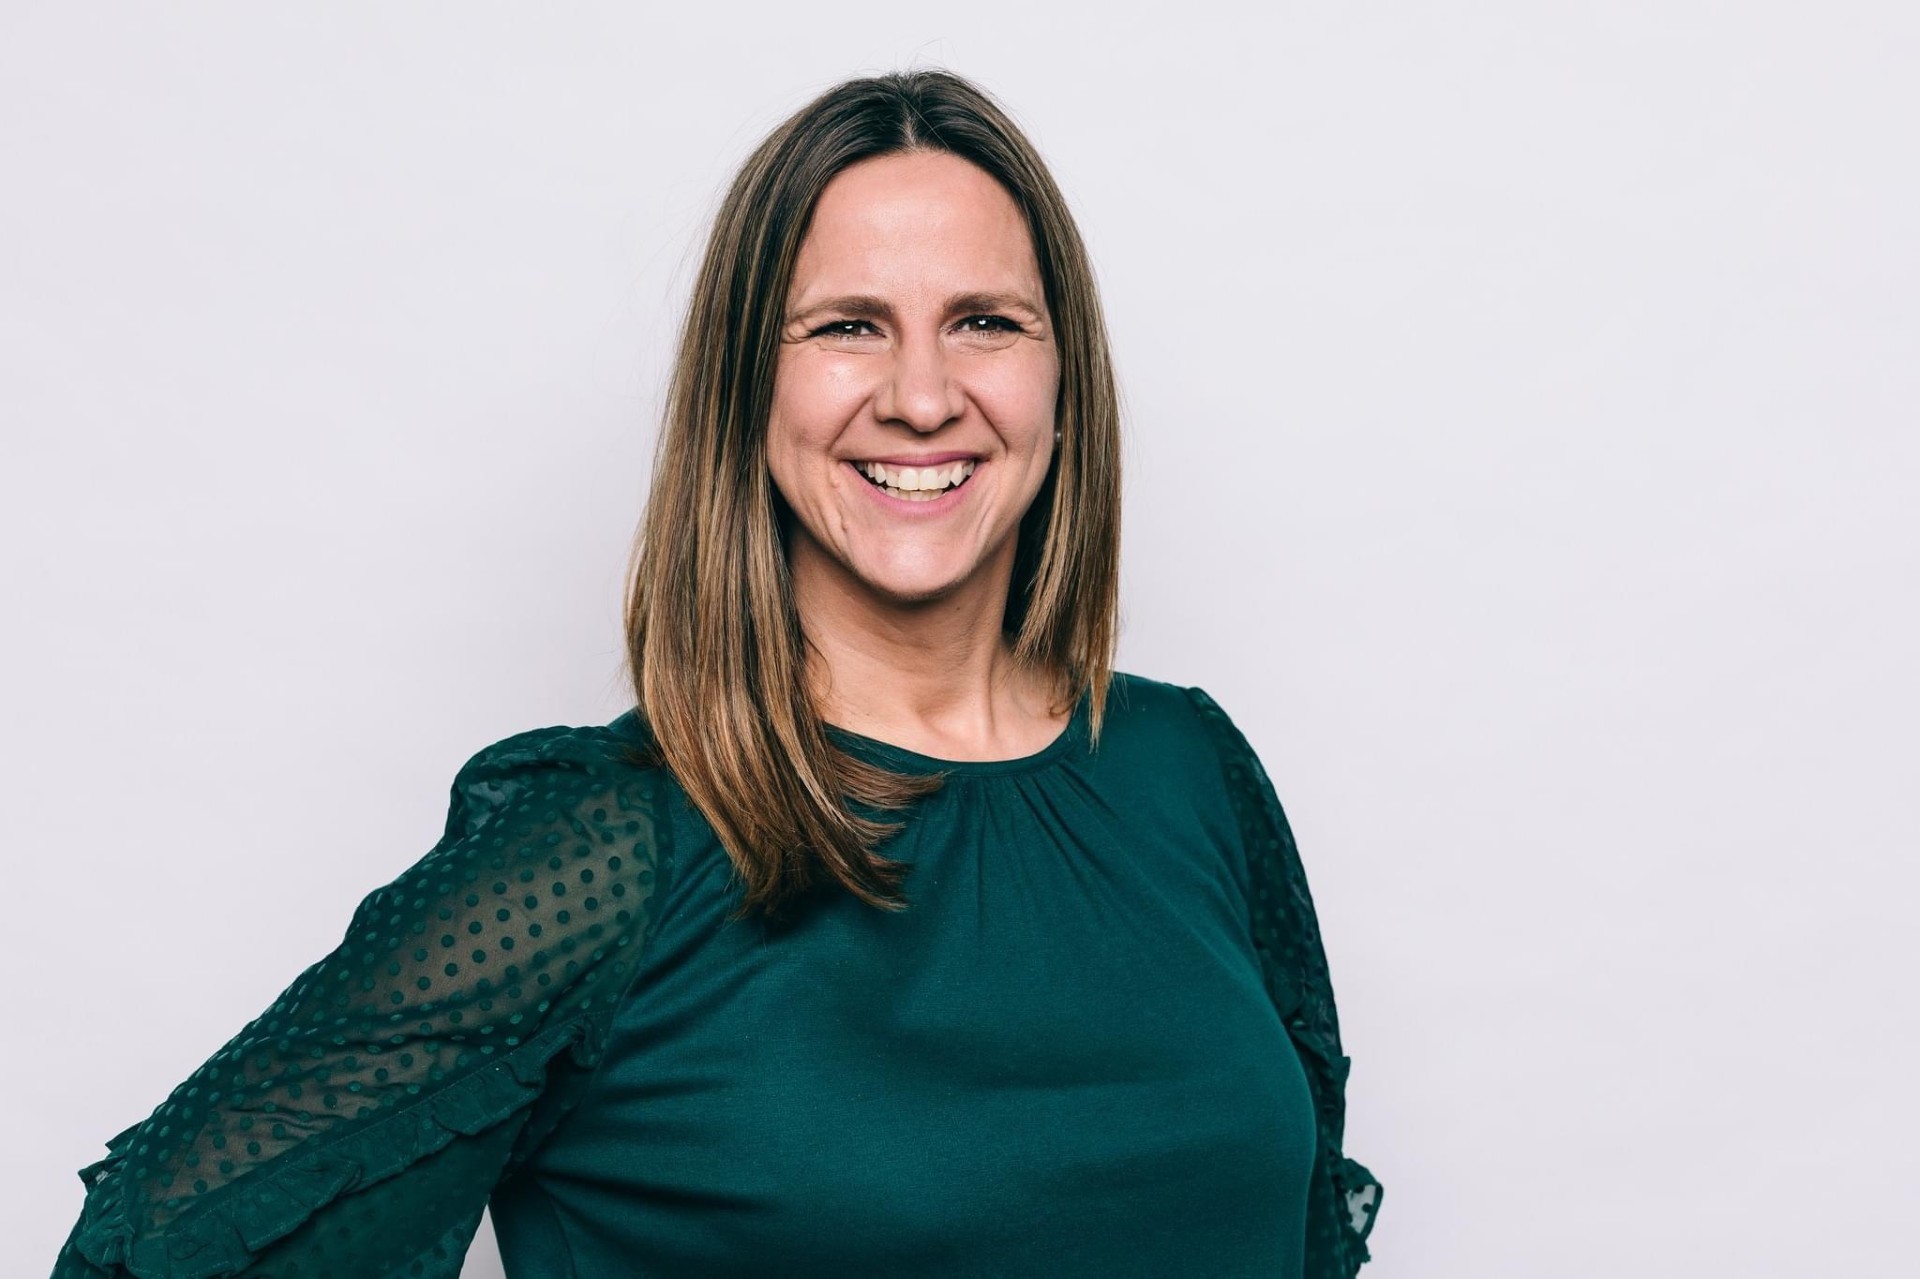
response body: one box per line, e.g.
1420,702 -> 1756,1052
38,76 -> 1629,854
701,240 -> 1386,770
52,724 -> 672,1279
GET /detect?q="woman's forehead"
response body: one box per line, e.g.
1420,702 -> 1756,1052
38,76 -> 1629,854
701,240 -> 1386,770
792,152 -> 1040,303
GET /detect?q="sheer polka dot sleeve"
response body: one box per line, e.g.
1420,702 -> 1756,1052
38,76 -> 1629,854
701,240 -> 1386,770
1183,686 -> 1384,1278
50,723 -> 672,1279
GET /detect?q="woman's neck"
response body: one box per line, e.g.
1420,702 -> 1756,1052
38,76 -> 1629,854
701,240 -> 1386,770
791,548 -> 1066,762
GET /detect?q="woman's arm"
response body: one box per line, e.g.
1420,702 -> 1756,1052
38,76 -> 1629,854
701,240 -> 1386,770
50,724 -> 671,1279
1184,685 -> 1384,1278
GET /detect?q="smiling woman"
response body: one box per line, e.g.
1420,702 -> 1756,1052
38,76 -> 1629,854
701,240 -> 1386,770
53,69 -> 1380,1279
628,77 -> 1126,920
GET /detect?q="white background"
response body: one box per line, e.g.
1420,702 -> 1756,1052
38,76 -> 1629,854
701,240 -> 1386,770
5,4 -> 1914,1276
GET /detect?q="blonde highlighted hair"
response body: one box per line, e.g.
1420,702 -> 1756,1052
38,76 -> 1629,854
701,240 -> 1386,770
623,70 -> 1122,921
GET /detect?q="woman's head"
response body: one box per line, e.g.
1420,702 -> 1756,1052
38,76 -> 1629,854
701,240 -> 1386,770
626,70 -> 1121,918
770,147 -> 1059,616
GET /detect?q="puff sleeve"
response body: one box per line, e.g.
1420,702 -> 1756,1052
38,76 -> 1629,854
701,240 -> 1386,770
51,722 -> 672,1279
1183,686 -> 1384,1278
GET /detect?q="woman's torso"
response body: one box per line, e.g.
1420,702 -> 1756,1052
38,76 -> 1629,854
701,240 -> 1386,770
487,672 -> 1317,1279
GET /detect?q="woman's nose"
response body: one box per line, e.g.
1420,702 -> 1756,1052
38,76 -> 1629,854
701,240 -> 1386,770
873,332 -> 965,434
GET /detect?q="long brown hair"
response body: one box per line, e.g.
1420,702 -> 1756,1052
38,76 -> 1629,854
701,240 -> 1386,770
622,70 -> 1122,922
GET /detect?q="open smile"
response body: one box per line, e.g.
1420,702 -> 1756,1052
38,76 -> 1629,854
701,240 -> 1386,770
846,458 -> 980,506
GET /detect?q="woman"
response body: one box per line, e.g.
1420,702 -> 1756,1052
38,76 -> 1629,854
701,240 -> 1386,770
52,70 -> 1381,1278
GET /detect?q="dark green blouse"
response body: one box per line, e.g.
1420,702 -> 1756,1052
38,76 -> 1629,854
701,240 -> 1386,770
52,672 -> 1381,1278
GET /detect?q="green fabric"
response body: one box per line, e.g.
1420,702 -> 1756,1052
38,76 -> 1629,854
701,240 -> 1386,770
53,671 -> 1379,1279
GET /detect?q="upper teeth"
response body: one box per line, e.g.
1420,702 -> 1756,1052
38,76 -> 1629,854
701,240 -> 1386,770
858,460 -> 977,490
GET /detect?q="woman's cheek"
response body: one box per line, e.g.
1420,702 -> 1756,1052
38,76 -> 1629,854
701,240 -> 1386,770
773,374 -> 849,451
976,359 -> 1060,438
820,355 -> 872,397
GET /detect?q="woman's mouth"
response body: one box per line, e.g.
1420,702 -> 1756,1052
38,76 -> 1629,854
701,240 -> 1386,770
850,459 -> 978,503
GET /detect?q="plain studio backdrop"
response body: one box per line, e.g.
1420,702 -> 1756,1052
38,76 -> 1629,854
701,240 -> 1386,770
3,5 -> 1913,1277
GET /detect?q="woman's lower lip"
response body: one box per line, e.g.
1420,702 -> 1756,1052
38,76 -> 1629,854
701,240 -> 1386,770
846,461 -> 978,513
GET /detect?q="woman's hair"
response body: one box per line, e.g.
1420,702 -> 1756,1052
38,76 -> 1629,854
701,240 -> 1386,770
622,69 -> 1121,921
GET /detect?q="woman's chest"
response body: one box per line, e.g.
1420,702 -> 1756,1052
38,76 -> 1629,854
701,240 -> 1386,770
500,789 -> 1316,1277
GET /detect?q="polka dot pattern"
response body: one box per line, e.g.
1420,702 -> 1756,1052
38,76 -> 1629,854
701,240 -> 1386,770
1184,686 -> 1384,1278
53,723 -> 672,1279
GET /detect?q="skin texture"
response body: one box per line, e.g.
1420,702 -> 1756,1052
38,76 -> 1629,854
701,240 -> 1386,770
768,150 -> 1068,761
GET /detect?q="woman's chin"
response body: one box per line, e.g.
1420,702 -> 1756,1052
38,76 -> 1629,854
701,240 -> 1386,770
845,559 -> 980,607
860,576 -> 967,607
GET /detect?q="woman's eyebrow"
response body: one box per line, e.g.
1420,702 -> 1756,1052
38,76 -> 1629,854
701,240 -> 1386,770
947,290 -> 1044,318
788,294 -> 890,323
786,291 -> 1044,324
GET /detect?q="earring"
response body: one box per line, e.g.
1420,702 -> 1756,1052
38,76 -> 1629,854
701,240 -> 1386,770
1054,427 -> 1063,444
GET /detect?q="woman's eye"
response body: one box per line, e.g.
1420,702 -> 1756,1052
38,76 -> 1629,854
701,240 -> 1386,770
814,319 -> 878,338
808,316 -> 1018,340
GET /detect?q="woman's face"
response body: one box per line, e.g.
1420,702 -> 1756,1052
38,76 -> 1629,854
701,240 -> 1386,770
768,149 -> 1060,611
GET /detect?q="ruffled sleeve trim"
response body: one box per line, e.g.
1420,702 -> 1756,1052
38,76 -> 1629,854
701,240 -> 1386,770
70,1013 -> 606,1279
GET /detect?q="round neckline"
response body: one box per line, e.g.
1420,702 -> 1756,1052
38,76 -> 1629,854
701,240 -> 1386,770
822,687 -> 1090,778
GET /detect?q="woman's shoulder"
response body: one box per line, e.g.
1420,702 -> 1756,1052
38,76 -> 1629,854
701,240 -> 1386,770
1080,671 -> 1267,807
1102,668 -> 1245,752
439,707 -> 667,832
455,706 -> 659,777
379,705 -> 675,1010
